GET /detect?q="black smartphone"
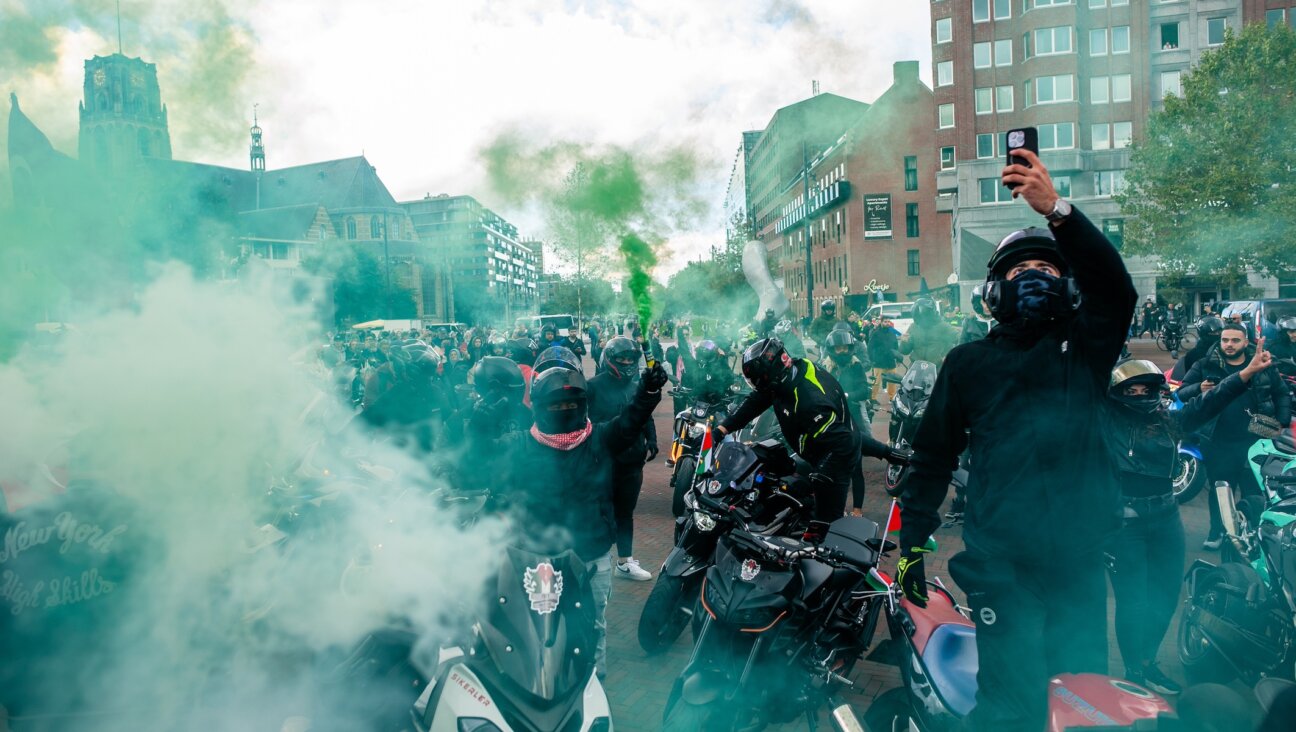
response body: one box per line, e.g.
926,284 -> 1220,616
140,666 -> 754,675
1005,127 -> 1039,189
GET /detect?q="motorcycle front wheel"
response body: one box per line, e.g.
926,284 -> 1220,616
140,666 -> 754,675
638,574 -> 691,655
1172,453 -> 1207,504
672,457 -> 696,518
1177,569 -> 1240,685
884,462 -> 906,498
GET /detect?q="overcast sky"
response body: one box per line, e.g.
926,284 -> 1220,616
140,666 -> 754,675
3,0 -> 932,276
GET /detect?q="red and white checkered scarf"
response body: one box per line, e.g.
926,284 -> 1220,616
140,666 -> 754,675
530,420 -> 594,450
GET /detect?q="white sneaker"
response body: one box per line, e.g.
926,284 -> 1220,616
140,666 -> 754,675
616,558 -> 652,581
1201,535 -> 1223,550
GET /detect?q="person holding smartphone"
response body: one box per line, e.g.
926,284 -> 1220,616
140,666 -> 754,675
896,137 -> 1137,732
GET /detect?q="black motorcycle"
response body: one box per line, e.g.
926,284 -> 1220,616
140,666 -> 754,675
638,439 -> 812,655
667,386 -> 739,517
661,462 -> 890,732
884,360 -> 938,496
1158,319 -> 1186,359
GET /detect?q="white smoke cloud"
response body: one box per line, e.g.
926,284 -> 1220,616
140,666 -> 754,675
0,265 -> 505,729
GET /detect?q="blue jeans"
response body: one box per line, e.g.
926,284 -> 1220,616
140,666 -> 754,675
586,552 -> 612,677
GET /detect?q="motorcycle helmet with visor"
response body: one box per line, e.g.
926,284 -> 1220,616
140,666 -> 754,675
600,336 -> 641,379
530,367 -> 589,435
1109,359 -> 1167,415
533,345 -> 582,375
694,339 -> 721,366
825,329 -> 856,365
982,227 -> 1080,324
741,338 -> 795,392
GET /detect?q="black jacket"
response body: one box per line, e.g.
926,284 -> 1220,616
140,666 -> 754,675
678,343 -> 736,403
1109,373 -> 1248,498
1179,344 -> 1290,442
868,328 -> 902,370
898,208 -> 1137,563
587,371 -> 658,465
721,359 -> 858,475
489,385 -> 660,560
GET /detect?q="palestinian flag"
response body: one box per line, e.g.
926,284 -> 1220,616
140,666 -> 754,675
884,498 -> 901,534
696,426 -> 714,477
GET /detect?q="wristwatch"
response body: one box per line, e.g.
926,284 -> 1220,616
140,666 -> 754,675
1045,197 -> 1073,224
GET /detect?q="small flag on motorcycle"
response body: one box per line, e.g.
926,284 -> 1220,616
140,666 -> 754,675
696,427 -> 713,477
885,498 -> 901,534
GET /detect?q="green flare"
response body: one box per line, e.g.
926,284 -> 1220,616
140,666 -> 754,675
619,233 -> 656,334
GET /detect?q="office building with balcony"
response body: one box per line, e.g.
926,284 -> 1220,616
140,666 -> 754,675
402,194 -> 539,324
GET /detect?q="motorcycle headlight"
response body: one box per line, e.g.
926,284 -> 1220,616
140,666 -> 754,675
687,423 -> 706,439
913,406 -> 925,419
694,512 -> 717,532
895,400 -> 911,416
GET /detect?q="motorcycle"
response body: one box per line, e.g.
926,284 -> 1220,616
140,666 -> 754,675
863,552 -> 1174,731
666,386 -> 739,517
884,361 -> 938,497
1158,320 -> 1186,359
660,478 -> 891,731
1178,434 -> 1296,685
638,439 -> 812,655
1163,370 -> 1209,505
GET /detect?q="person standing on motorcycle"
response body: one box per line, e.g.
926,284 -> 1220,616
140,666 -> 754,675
868,319 -> 903,401
896,150 -> 1137,732
959,285 -> 996,345
479,360 -> 668,679
809,299 -> 840,346
823,329 -> 881,516
715,338 -> 898,521
587,337 -> 659,582
1106,355 -> 1272,697
1179,325 -> 1291,549
900,297 -> 959,368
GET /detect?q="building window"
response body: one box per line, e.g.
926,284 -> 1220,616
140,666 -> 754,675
1103,219 -> 1125,249
907,249 -> 921,275
1038,122 -> 1075,150
936,17 -> 953,43
1090,28 -> 1107,56
974,42 -> 992,69
1113,121 -> 1133,148
1054,175 -> 1072,198
940,146 -> 956,170
1030,0 -> 1072,6
1112,74 -> 1132,102
1033,26 -> 1073,55
975,87 -> 993,114
1267,9 -> 1286,29
938,104 -> 955,129
1112,25 -> 1130,54
346,218 -> 357,239
906,205 -> 920,238
1032,74 -> 1074,104
977,133 -> 997,159
995,38 -> 1013,66
996,85 -> 1014,112
994,0 -> 1010,18
1091,76 -> 1110,104
1094,170 -> 1127,197
1207,17 -> 1227,46
1160,22 -> 1180,50
1161,70 -> 1182,99
1111,0 -> 1127,5
1089,0 -> 1104,6
979,177 -> 1013,204
904,156 -> 919,191
1091,123 -> 1111,150
272,243 -> 288,260
973,0 -> 989,22
370,216 -> 381,238
937,61 -> 954,87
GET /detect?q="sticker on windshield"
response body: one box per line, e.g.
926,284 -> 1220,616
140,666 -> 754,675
740,558 -> 761,582
523,562 -> 564,615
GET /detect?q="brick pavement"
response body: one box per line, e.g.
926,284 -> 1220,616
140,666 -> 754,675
599,339 -> 1210,731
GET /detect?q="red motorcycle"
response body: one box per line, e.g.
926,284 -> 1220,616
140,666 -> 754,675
861,567 -> 1175,731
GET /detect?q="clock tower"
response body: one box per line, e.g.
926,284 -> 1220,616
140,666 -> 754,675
78,53 -> 173,172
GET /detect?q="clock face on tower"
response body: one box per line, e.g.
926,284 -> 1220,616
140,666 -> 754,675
94,68 -> 106,86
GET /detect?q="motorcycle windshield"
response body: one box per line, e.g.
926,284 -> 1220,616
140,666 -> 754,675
477,545 -> 595,704
901,361 -> 938,397
711,441 -> 759,492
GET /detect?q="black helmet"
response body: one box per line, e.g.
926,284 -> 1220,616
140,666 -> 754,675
1109,359 -> 1166,414
826,329 -> 856,364
531,367 -> 589,435
1195,316 -> 1225,339
695,339 -> 721,366
912,298 -> 939,325
821,299 -> 836,315
507,337 -> 538,364
741,338 -> 795,392
487,335 -> 507,357
600,336 -> 640,379
1278,317 -> 1296,333
986,227 -> 1069,279
402,342 -> 442,376
533,345 -> 581,375
983,228 -> 1080,323
471,356 -> 524,405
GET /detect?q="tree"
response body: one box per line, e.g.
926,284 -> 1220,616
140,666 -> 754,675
540,275 -> 615,316
1119,23 -> 1296,279
312,243 -> 414,327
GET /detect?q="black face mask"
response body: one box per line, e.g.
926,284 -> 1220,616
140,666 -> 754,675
534,400 -> 587,434
1112,392 -> 1163,415
830,349 -> 853,365
988,269 -> 1079,324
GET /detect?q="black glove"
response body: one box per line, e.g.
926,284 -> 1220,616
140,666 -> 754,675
645,444 -> 660,463
896,547 -> 931,607
887,447 -> 912,466
641,363 -> 669,392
